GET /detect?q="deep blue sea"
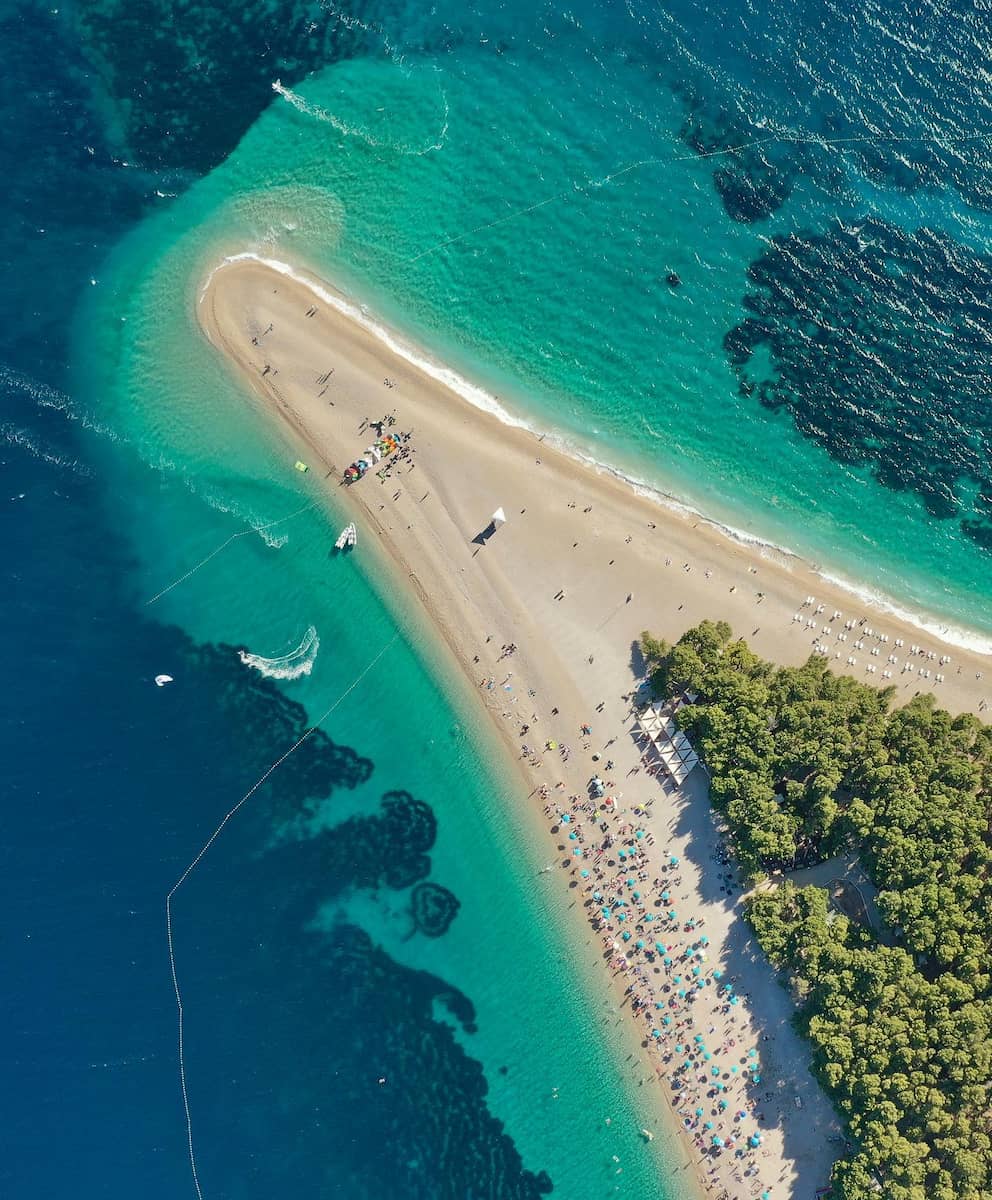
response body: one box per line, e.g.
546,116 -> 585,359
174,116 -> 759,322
6,1 -> 992,1197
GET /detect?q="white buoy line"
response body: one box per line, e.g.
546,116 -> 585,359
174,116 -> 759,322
165,634 -> 399,1198
145,500 -> 317,607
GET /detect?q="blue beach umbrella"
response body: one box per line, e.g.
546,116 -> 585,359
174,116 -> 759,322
678,989 -> 686,998
668,910 -> 677,919
711,1067 -> 720,1076
663,956 -> 672,966
622,931 -> 631,941
731,1065 -> 738,1074
636,939 -> 645,949
561,813 -> 570,823
568,831 -> 577,840
644,913 -> 655,922
695,1107 -> 703,1117
617,911 -> 626,921
752,1074 -> 761,1083
573,848 -> 582,856
694,1034 -> 703,1042
674,975 -> 682,984
713,969 -> 723,979
580,868 -> 590,878
635,829 -> 644,839
593,891 -> 602,900
661,891 -> 670,902
692,967 -> 701,976
749,1135 -> 761,1148
712,1135 -> 723,1147
601,907 -> 610,917
675,1044 -> 684,1054
670,855 -> 679,866
652,1029 -> 661,1039
662,1015 -> 672,1026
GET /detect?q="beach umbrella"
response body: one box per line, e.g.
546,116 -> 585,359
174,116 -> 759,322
618,849 -> 627,860
704,1121 -> 712,1129
645,913 -> 654,922
601,907 -> 610,917
622,931 -> 631,942
703,1052 -> 711,1061
668,910 -> 677,919
573,848 -> 582,856
635,830 -> 644,839
663,956 -> 672,966
748,1049 -> 757,1058
694,1034 -> 703,1042
731,1065 -> 738,1074
749,1136 -> 761,1148
661,891 -> 670,902
678,989 -> 686,998
593,891 -> 602,900
718,1100 -> 728,1111
632,890 -> 640,900
669,856 -> 679,866
712,1067 -> 721,1076
652,1029 -> 661,1038
636,939 -> 645,949
752,1074 -> 761,1083
713,969 -> 723,979
656,944 -> 667,955
762,1192 -> 770,1200
617,910 -> 626,920
560,811 -> 569,821
674,976 -> 682,984
692,967 -> 701,976
580,869 -> 590,878
491,507 -> 506,525
675,1044 -> 683,1053
695,1108 -> 704,1117
730,996 -> 739,1006
662,1015 -> 672,1026
700,936 -> 709,946
568,831 -> 577,840
712,1136 -> 723,1147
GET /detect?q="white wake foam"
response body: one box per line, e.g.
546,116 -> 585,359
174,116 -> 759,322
238,625 -> 319,679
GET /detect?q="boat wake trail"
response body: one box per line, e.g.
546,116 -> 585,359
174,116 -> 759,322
144,500 -> 316,607
238,625 -> 319,680
166,634 -> 399,1200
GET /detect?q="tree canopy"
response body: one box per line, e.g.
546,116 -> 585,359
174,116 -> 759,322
641,623 -> 992,1199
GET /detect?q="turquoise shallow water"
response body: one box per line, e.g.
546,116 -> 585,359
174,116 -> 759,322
11,0 -> 992,1196
86,20 -> 992,646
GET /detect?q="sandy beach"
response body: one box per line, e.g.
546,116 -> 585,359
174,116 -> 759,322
197,254 -> 991,1199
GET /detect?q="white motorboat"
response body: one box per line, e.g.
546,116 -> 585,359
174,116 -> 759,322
334,522 -> 357,551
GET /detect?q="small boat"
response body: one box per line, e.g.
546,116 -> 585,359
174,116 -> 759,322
294,460 -> 309,473
154,674 -> 174,687
334,522 -> 357,551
